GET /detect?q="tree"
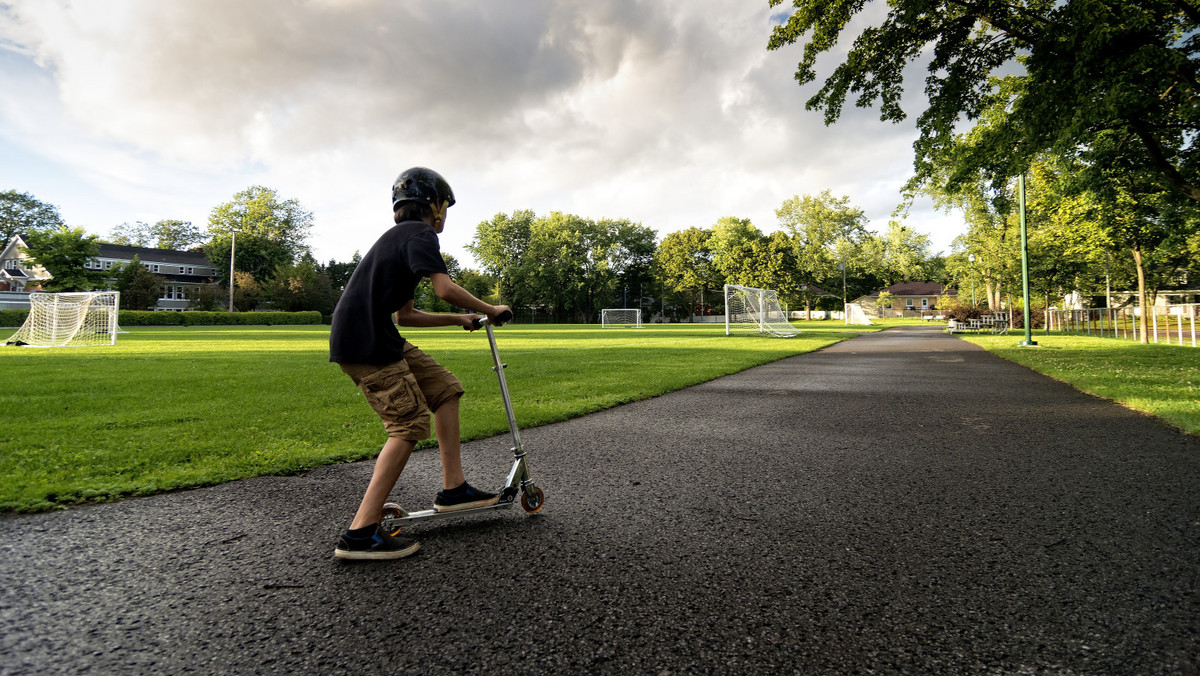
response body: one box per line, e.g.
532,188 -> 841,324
108,221 -> 155,247
1,190 -> 65,246
206,186 -> 314,284
151,220 -> 205,250
767,0 -> 1200,203
264,255 -> 336,314
110,256 -> 164,310
776,191 -> 870,302
468,209 -> 535,305
654,227 -> 719,320
19,227 -> 107,292
325,252 -> 361,295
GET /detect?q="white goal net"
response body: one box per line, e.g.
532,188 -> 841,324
724,284 -> 798,337
4,291 -> 121,347
601,308 -> 642,328
845,302 -> 873,326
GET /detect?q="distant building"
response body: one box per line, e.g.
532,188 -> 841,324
855,281 -> 957,317
0,235 -> 219,310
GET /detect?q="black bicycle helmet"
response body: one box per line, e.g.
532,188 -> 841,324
391,167 -> 455,210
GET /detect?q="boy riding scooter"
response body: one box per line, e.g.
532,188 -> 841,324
329,167 -> 510,561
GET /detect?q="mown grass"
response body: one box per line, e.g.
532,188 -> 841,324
0,321 -> 877,511
960,333 -> 1200,437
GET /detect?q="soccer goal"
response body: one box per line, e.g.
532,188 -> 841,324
601,308 -> 642,328
845,302 -> 874,326
4,291 -> 121,347
724,284 -> 798,337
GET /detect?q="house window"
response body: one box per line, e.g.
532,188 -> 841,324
104,261 -> 113,270
152,264 -> 160,273
185,266 -> 193,274
906,299 -> 914,309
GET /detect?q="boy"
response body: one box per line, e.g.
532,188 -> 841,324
329,167 -> 510,560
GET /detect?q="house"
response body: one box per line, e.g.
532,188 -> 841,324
0,236 -> 219,311
855,281 -> 957,318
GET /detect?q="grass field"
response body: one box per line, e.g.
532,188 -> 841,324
959,332 -> 1200,438
0,321 -> 878,512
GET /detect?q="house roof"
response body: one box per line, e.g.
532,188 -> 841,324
96,243 -> 211,266
874,281 -> 955,297
1,268 -> 28,279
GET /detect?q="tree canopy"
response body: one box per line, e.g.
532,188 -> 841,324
19,227 -> 107,292
767,0 -> 1200,202
1,190 -> 65,246
206,186 -> 314,283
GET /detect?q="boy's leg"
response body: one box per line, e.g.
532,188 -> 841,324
349,436 -> 415,529
433,396 -> 466,490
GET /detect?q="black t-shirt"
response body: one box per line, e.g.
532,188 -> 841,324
329,221 -> 449,364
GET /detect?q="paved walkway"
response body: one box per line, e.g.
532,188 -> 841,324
2,326 -> 1197,673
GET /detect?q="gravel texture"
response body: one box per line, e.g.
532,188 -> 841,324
1,326 -> 1197,674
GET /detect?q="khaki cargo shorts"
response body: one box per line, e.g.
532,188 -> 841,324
340,342 -> 464,441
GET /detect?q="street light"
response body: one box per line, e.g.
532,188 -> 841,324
1017,174 -> 1037,347
968,253 -> 976,307
227,230 -> 236,312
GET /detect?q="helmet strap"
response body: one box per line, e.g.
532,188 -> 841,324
432,200 -> 448,224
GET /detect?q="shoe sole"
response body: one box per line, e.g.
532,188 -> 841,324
333,541 -> 420,561
432,496 -> 500,513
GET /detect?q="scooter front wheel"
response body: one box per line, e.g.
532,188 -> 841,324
520,486 -> 545,514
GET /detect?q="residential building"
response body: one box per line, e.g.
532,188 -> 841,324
856,281 -> 957,318
0,235 -> 219,310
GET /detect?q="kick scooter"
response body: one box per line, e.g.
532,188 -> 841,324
380,310 -> 544,535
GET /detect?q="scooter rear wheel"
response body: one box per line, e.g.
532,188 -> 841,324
520,486 -> 545,514
380,503 -> 407,536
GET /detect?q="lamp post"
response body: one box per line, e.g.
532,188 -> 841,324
227,230 -> 236,313
968,253 -> 976,307
1018,174 -> 1037,347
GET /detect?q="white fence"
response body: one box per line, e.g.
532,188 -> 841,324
1045,304 -> 1198,347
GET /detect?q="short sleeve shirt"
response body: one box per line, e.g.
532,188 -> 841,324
329,221 -> 449,365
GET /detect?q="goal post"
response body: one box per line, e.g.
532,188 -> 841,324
4,291 -> 121,347
601,308 -> 642,328
724,284 -> 798,337
845,302 -> 874,326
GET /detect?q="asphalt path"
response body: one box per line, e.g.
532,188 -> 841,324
2,326 -> 1197,674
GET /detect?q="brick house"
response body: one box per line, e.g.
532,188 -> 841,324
856,281 -> 957,317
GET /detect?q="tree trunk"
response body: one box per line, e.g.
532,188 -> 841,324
1132,245 -> 1149,344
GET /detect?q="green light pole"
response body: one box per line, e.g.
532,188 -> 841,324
1018,174 -> 1037,347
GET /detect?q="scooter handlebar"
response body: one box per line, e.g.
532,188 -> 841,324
470,309 -> 514,330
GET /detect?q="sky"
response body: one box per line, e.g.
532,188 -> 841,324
0,0 -> 966,270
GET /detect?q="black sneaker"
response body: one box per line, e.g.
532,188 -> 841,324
433,481 -> 500,512
334,525 -> 420,561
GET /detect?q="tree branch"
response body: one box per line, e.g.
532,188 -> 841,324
1128,118 -> 1200,201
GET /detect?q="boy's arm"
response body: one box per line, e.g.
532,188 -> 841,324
392,273 -> 510,330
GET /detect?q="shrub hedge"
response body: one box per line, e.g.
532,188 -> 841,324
1,309 -> 321,328
119,311 -> 324,326
0,309 -> 29,327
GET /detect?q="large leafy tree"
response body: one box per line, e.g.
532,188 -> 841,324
264,255 -> 336,314
1,190 -> 65,246
206,186 -> 313,284
767,0 -> 1200,202
776,190 -> 870,301
110,256 -> 164,310
654,227 -> 721,320
467,209 -> 535,304
19,227 -> 108,292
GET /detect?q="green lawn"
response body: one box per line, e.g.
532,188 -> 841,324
0,321 -> 876,511
960,333 -> 1200,437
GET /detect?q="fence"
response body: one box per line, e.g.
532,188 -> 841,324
1045,304 -> 1198,347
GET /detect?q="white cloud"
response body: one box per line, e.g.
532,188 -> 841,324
0,0 -> 966,267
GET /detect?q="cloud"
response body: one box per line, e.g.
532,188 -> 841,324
0,0 -> 966,265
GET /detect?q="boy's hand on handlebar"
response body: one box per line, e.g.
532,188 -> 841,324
489,305 -> 511,326
459,314 -> 480,331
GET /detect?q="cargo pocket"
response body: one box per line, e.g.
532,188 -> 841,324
356,363 -> 429,424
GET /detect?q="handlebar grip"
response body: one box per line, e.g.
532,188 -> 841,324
470,309 -> 514,330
